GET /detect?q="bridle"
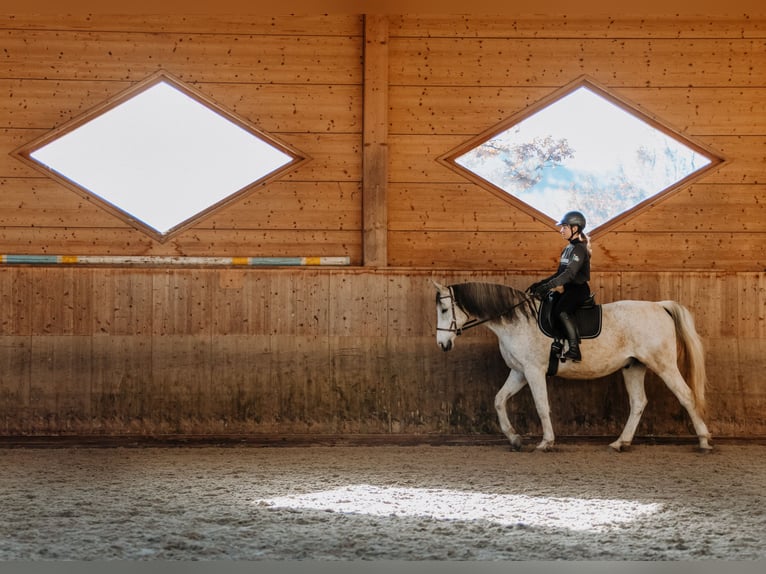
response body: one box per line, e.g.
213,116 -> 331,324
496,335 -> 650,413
436,285 -> 535,336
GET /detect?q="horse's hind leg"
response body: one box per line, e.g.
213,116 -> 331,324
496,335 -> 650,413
495,370 -> 527,451
656,365 -> 712,451
610,363 -> 648,452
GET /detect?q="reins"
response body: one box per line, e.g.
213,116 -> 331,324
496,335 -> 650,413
437,285 -> 536,336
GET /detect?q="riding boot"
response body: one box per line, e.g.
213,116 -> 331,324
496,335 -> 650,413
558,311 -> 582,362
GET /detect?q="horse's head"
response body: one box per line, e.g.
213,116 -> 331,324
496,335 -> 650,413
432,280 -> 470,352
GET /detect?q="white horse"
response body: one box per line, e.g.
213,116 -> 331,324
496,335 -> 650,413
433,281 -> 712,452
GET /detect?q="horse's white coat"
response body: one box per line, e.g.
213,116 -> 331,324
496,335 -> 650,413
433,281 -> 712,452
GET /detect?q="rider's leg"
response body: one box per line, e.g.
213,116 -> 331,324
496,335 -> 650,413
554,286 -> 586,362
558,311 -> 581,361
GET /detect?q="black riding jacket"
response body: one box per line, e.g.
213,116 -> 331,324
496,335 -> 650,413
545,239 -> 590,289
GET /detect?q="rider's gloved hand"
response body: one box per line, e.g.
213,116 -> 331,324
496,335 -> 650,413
533,282 -> 551,299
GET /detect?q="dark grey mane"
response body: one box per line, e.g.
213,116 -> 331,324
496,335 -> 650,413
450,282 -> 536,322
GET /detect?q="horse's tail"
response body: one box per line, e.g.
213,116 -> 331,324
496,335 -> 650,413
659,300 -> 707,416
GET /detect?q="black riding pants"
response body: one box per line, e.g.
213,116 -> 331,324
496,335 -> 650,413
553,282 -> 590,316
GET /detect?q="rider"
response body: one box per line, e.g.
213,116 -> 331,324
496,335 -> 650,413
528,211 -> 591,362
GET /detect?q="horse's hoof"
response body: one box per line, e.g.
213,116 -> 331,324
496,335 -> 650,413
697,445 -> 714,454
609,441 -> 631,452
535,442 -> 555,452
509,436 -> 523,451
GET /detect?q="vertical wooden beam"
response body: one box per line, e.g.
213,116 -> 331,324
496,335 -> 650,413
363,15 -> 389,267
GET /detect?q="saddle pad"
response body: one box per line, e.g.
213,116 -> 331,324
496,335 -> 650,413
538,294 -> 602,340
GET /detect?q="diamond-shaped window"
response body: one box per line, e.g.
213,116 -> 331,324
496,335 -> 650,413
441,77 -> 722,234
15,71 -> 305,241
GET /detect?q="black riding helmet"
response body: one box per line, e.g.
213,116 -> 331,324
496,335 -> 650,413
557,210 -> 586,230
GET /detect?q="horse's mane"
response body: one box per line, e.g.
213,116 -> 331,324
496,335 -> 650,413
450,282 -> 536,322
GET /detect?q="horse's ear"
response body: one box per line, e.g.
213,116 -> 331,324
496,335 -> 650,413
430,279 -> 447,291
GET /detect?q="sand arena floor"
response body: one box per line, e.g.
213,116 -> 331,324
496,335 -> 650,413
0,442 -> 764,560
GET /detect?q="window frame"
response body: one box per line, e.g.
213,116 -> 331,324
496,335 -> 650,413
13,69 -> 308,243
437,75 -> 725,239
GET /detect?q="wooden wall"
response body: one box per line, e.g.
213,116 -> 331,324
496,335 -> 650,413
0,13 -> 764,439
0,268 -> 763,438
1,15 -> 364,261
385,15 -> 766,270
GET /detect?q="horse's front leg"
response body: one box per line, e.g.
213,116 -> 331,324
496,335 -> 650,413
525,369 -> 556,451
494,370 -> 528,451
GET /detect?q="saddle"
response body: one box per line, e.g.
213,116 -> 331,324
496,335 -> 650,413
538,291 -> 602,376
537,291 -> 602,340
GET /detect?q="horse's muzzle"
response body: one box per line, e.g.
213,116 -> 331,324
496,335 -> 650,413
439,340 -> 453,352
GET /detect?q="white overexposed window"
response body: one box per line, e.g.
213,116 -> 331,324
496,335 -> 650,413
441,77 -> 722,234
15,71 -> 305,241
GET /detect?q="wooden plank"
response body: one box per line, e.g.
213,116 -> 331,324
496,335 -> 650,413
91,335 -> 152,431
737,339 -> 766,402
0,79 -> 133,130
0,268 -> 31,336
589,272 -> 621,305
388,134 -> 467,184
362,14 -> 390,267
609,184 -> 766,233
389,37 -> 766,88
700,136 -> 766,185
151,334 -> 211,432
705,337 -> 748,436
151,270 -> 212,336
1,79 -> 362,134
91,269 -> 153,336
328,273 -> 387,337
619,271 -> 664,302
206,83 -> 362,135
593,233 -> 766,272
737,272 -> 766,339
212,270 -> 269,336
390,86 -> 563,136
389,230 -> 562,270
0,178 -> 131,228
0,336 -> 31,433
209,333 -> 275,432
268,271 -> 330,337
29,335 -> 92,433
1,30 -> 363,84
1,14 -> 363,36
390,230 -> 766,272
616,87 -> 766,137
206,181 -> 361,230
0,229 -> 361,260
329,335 -> 389,433
0,227 -> 156,255
675,272 -> 727,339
389,86 -> 766,137
279,133 -> 361,182
388,182 -> 550,232
387,274 -> 435,338
29,267 -> 92,335
271,334 -> 331,433
388,15 -> 766,40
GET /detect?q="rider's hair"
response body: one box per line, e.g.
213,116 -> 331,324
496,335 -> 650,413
575,227 -> 593,257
